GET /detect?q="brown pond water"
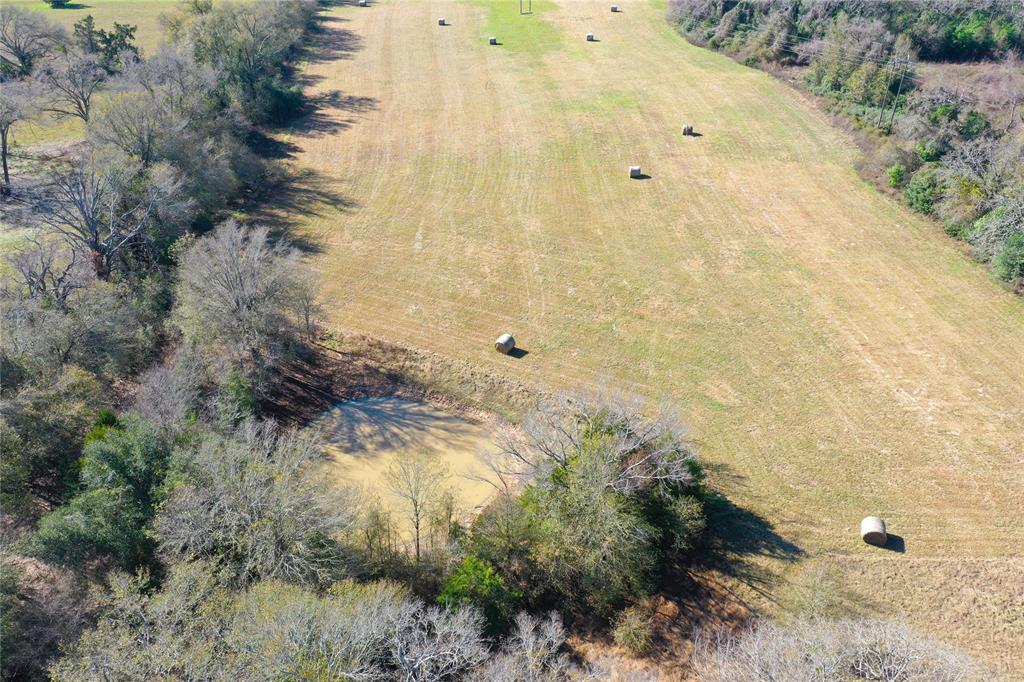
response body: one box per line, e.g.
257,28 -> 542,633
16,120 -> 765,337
315,398 -> 499,531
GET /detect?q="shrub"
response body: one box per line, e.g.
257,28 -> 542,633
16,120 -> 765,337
217,366 -> 258,423
29,487 -> 151,569
905,165 -> 943,214
915,140 -> 942,163
886,163 -> 906,187
960,110 -> 990,140
439,555 -> 521,635
612,605 -> 655,656
0,367 -> 103,510
665,494 -> 706,551
927,102 -> 958,126
0,559 -> 21,673
78,417 -> 169,510
994,232 -> 1024,283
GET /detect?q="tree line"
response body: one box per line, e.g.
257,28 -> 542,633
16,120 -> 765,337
669,0 -> 1024,292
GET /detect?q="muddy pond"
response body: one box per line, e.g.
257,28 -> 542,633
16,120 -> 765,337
314,398 -> 499,530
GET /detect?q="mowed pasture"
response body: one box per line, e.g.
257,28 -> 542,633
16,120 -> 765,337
286,0 -> 1024,670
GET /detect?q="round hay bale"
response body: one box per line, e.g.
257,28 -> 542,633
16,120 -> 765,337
860,517 -> 887,546
489,36 -> 498,45
611,4 -> 619,11
629,165 -> 642,178
359,0 -> 368,5
495,333 -> 515,354
586,32 -> 595,41
438,17 -> 446,25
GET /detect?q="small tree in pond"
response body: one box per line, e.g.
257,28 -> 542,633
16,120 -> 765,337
385,451 -> 449,562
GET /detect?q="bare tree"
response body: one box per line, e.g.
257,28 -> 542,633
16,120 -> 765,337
132,346 -> 205,435
0,6 -> 64,78
390,605 -> 489,682
1,279 -> 149,379
692,617 -> 983,682
0,79 -> 39,195
6,235 -> 87,311
118,45 -> 218,125
89,89 -> 190,165
497,387 -> 698,496
173,220 -> 315,372
35,51 -> 105,122
154,420 -> 358,586
40,158 -> 183,278
385,451 -> 449,562
479,612 -> 598,682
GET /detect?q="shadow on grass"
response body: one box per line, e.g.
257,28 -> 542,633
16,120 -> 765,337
244,165 -> 357,255
301,13 -> 363,65
658,461 -> 804,608
879,534 -> 905,553
287,90 -> 380,139
696,491 -> 804,593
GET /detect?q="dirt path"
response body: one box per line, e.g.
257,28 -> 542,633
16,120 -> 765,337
286,0 -> 1024,673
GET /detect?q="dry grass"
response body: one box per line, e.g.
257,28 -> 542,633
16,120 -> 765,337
282,0 -> 1024,673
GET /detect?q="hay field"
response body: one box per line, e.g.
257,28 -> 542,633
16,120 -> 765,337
290,0 -> 1022,673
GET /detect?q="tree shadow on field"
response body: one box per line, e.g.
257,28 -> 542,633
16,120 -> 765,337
246,166 -> 357,255
694,491 -> 805,596
301,14 -> 363,66
663,461 -> 804,605
317,397 -> 483,456
289,90 -> 380,139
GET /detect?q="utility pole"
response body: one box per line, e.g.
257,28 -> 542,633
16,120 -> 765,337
876,55 -> 898,128
887,55 -> 909,130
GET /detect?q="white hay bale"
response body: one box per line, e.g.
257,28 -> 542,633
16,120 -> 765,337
359,0 -> 367,5
489,36 -> 498,45
629,165 -> 642,178
611,4 -> 619,11
495,333 -> 515,354
438,18 -> 446,25
586,32 -> 595,41
860,517 -> 887,546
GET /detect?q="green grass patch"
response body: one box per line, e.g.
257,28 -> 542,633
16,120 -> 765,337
470,0 -> 563,55
560,90 -> 640,114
